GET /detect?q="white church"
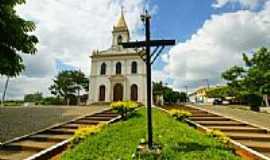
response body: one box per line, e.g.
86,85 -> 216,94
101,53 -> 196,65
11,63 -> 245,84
88,11 -> 147,104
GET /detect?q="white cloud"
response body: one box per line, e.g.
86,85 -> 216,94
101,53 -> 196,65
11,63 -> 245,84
152,70 -> 168,82
164,2 -> 270,90
213,0 -> 268,8
1,0 -> 148,99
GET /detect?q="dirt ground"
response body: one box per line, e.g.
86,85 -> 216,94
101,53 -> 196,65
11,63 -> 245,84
0,105 -> 107,143
196,105 -> 270,130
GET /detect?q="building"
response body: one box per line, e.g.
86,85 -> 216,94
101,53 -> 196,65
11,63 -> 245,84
189,87 -> 212,104
87,11 -> 146,105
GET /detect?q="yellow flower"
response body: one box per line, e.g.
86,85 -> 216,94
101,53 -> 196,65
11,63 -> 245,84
169,109 -> 192,120
207,129 -> 230,144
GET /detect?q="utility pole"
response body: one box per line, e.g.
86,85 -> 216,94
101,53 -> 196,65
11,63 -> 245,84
1,76 -> 10,107
184,85 -> 188,102
205,79 -> 210,89
121,10 -> 175,149
184,86 -> 188,94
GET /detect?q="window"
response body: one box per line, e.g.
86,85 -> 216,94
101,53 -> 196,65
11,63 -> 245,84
130,84 -> 138,101
131,61 -> 137,74
117,35 -> 122,45
99,85 -> 106,101
116,62 -> 122,74
100,63 -> 106,75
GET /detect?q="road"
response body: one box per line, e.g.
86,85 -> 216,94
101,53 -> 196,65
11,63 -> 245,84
0,105 -> 107,142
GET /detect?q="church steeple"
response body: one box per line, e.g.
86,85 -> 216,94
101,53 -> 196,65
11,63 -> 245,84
115,7 -> 128,29
112,7 -> 130,47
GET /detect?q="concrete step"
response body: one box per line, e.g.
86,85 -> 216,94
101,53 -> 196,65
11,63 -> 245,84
84,116 -> 113,121
186,110 -> 208,113
225,132 -> 270,141
102,111 -> 118,114
29,133 -> 72,142
93,113 -> 118,117
261,152 -> 270,158
208,126 -> 267,133
7,140 -> 56,151
236,140 -> 270,152
47,128 -> 76,134
191,114 -> 219,117
196,121 -> 246,126
61,123 -> 81,129
0,149 -> 38,160
72,120 -> 99,125
190,117 -> 230,121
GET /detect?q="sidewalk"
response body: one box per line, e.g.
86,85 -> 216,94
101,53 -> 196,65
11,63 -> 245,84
198,105 -> 270,130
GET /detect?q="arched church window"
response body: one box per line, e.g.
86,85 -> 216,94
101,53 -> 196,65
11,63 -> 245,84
116,62 -> 122,74
131,61 -> 137,74
117,35 -> 123,45
99,85 -> 106,101
131,84 -> 138,101
100,63 -> 106,75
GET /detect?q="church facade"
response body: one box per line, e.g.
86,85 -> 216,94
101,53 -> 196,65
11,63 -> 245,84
88,12 -> 146,104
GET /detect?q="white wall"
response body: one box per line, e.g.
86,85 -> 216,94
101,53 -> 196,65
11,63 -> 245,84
88,55 -> 146,104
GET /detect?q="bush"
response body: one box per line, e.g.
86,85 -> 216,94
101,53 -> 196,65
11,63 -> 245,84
207,129 -> 230,144
247,94 -> 262,112
71,123 -> 106,147
41,97 -> 65,105
169,109 -> 192,120
110,101 -> 138,119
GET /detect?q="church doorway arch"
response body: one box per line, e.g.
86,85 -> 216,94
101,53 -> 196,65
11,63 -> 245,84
130,84 -> 138,101
99,85 -> 106,101
113,83 -> 123,101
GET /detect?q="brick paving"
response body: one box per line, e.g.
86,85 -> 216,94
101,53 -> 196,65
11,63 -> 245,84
0,105 -> 107,142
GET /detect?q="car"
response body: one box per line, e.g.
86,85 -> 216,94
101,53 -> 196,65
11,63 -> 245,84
213,99 -> 223,105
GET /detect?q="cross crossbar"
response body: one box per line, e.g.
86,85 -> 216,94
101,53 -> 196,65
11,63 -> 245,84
121,40 -> 175,48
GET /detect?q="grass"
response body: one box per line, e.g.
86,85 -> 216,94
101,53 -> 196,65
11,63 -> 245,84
61,108 -> 241,160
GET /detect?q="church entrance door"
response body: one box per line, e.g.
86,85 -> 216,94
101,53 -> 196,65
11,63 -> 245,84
113,83 -> 123,101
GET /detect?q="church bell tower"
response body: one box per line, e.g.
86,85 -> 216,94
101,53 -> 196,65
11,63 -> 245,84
112,8 -> 130,47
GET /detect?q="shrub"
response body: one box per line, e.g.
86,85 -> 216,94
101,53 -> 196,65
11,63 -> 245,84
169,109 -> 192,120
71,123 -> 105,147
247,94 -> 262,112
111,101 -> 138,119
207,129 -> 230,144
41,97 -> 65,105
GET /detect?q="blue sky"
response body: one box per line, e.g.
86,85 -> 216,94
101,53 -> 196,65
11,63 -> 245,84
150,0 -> 266,70
151,0 -> 215,72
1,0 -> 270,99
149,0 -> 251,87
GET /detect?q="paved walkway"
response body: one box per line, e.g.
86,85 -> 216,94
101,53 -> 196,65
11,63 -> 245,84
197,105 -> 270,130
0,105 -> 107,142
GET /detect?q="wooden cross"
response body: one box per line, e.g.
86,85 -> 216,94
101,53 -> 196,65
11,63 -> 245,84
121,10 -> 175,149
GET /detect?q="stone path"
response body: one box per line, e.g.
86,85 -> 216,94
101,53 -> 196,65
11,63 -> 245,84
198,105 -> 270,130
0,105 -> 107,142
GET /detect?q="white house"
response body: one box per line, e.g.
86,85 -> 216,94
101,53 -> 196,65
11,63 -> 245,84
88,11 -> 146,105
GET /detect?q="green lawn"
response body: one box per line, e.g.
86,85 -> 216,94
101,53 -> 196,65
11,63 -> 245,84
61,108 -> 241,160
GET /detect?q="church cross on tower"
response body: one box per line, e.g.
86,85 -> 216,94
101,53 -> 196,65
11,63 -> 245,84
121,10 -> 175,149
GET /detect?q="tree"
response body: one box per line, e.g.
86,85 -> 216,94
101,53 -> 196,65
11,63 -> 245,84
70,70 -> 89,105
222,47 -> 270,111
153,81 -> 188,104
179,92 -> 188,102
49,70 -> 89,105
24,92 -> 43,103
206,86 -> 236,99
0,0 -> 38,106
